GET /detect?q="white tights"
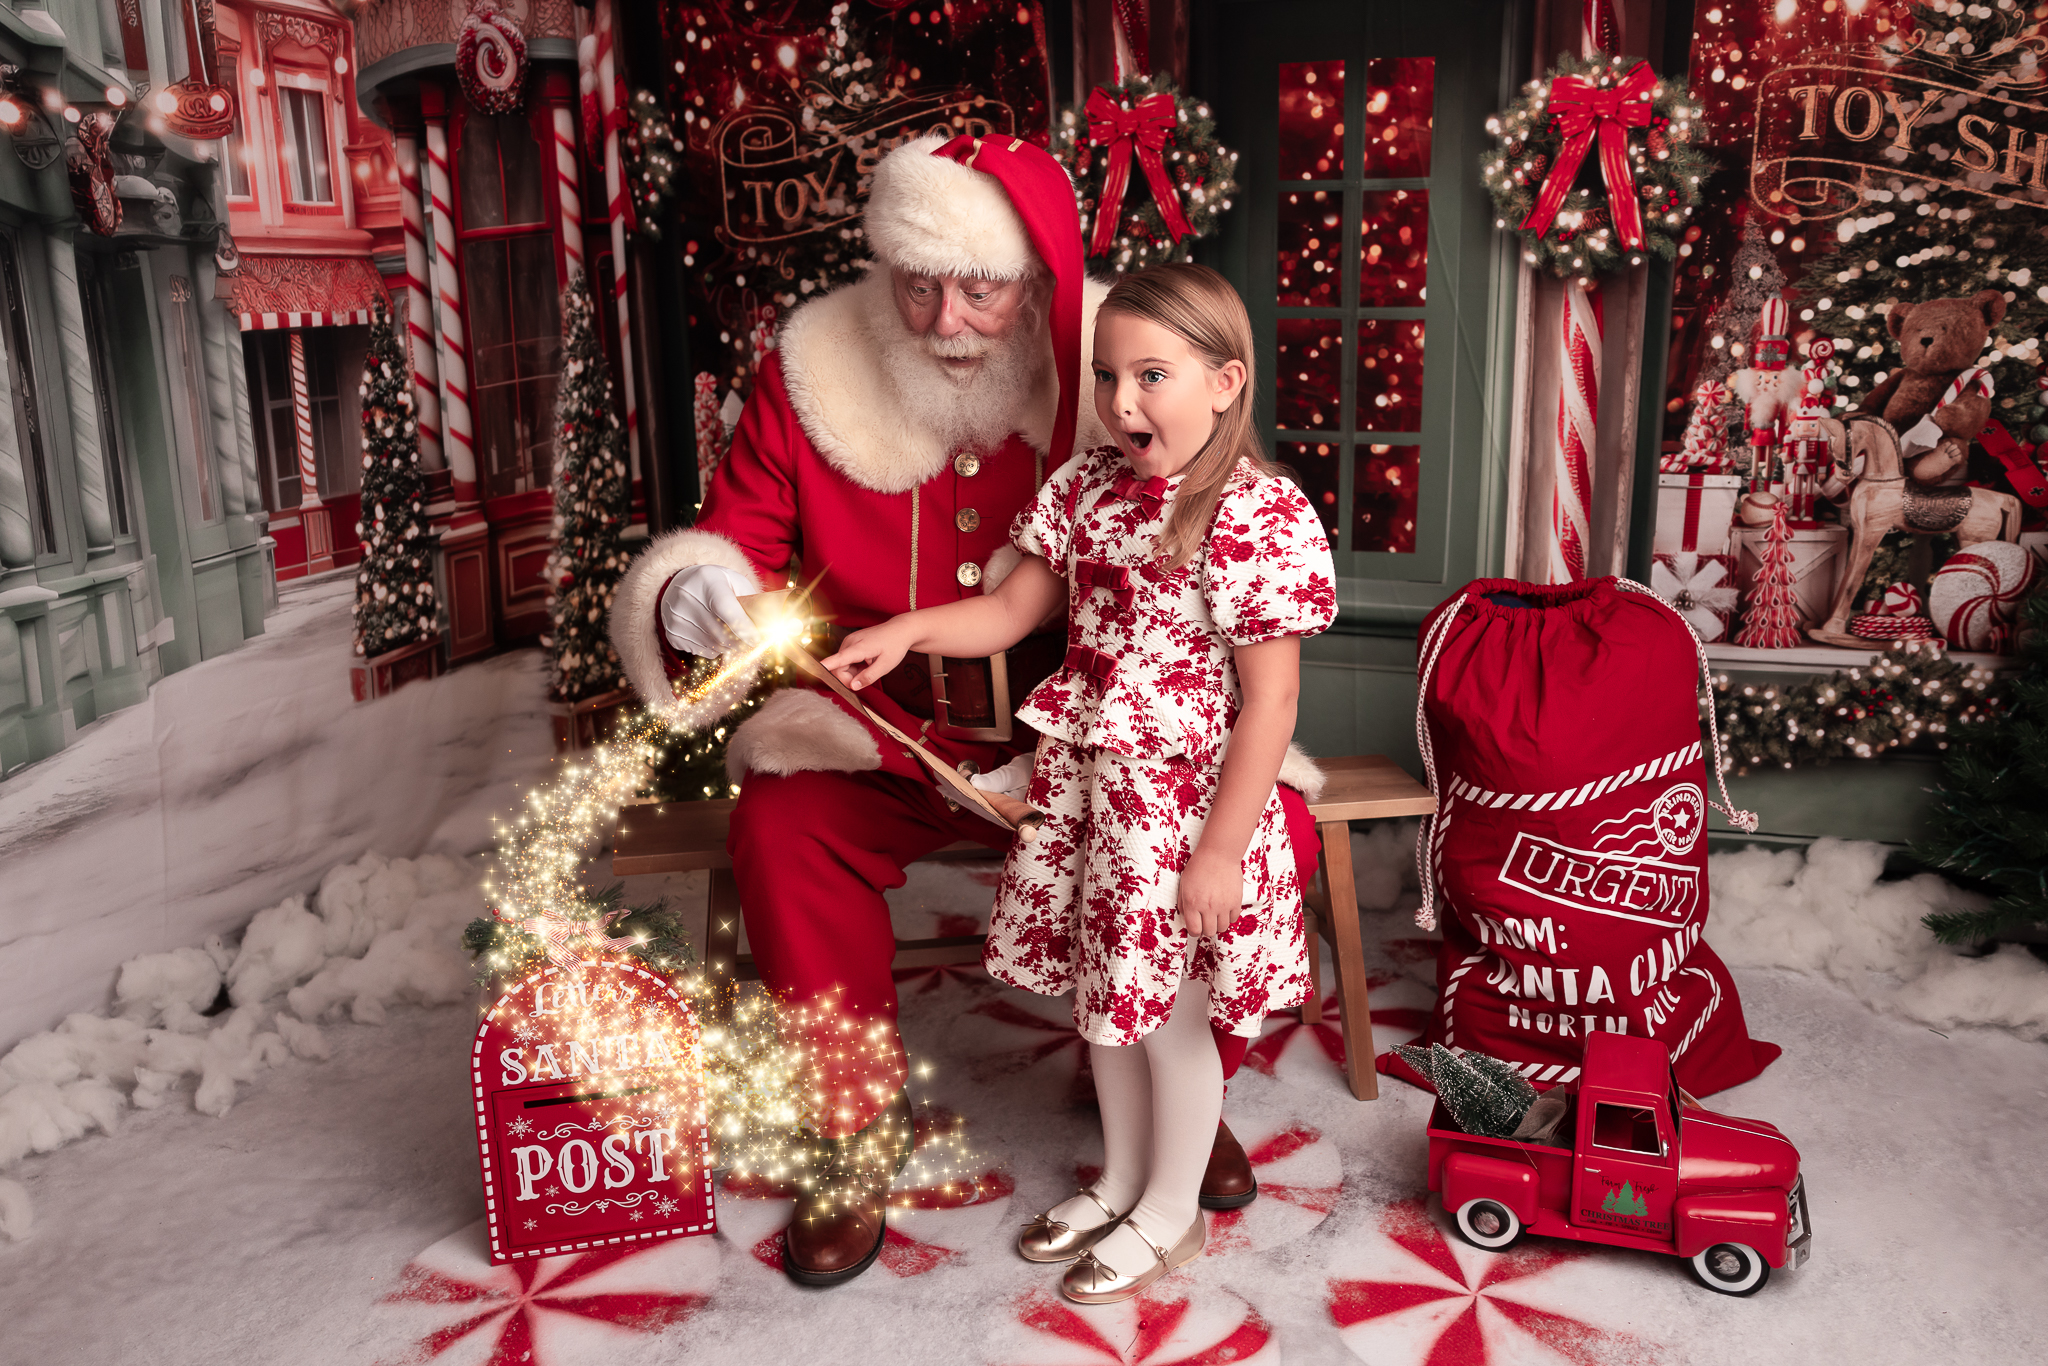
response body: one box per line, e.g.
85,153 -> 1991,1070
1049,978 -> 1223,1269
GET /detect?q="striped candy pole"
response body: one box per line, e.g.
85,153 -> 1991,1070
1550,284 -> 1601,583
551,103 -> 585,284
394,132 -> 443,475
287,331 -> 321,505
423,117 -> 477,500
594,0 -> 641,477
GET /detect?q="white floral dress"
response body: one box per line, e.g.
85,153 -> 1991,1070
981,447 -> 1339,1046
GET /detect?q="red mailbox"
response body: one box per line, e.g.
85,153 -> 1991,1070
472,957 -> 715,1263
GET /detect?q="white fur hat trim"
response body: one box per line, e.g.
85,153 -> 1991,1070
864,134 -> 1036,281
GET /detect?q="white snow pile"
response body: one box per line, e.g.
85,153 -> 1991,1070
0,852 -> 484,1242
1706,838 -> 2048,1039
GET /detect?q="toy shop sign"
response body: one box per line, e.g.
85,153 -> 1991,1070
716,91 -> 1015,246
1751,48 -> 2048,221
472,958 -> 714,1263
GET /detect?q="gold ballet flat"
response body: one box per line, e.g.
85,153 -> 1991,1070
1060,1211 -> 1206,1304
1018,1187 -> 1126,1263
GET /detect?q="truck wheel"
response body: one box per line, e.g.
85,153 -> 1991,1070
1454,1198 -> 1523,1251
1690,1242 -> 1770,1296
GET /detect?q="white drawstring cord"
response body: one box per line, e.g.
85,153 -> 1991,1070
1411,595 -> 1470,931
1615,577 -> 1760,834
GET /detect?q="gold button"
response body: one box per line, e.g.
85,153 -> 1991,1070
956,561 -> 983,587
954,451 -> 981,478
956,507 -> 981,532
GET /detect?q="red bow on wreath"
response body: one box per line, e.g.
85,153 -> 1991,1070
1085,89 -> 1194,258
1520,61 -> 1657,252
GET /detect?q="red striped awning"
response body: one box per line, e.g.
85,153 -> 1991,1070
230,254 -> 387,331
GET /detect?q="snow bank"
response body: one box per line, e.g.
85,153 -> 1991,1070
0,851 -> 481,1241
1706,838 -> 2048,1038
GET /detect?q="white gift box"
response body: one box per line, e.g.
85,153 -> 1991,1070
1654,474 -> 1743,557
1732,523 -> 1850,627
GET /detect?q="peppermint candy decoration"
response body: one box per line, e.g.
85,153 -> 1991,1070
1879,582 -> 1923,617
457,8 -> 528,115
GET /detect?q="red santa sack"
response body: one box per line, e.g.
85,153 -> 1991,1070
1376,577 -> 1781,1097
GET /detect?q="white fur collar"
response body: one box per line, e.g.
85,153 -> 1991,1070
777,271 -> 1112,495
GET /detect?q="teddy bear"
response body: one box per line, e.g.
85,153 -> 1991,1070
1856,290 -> 2007,486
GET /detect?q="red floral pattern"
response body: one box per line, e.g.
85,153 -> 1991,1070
985,450 -> 1337,1048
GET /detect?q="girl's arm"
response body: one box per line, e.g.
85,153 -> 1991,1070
1178,634 -> 1301,939
821,554 -> 1065,690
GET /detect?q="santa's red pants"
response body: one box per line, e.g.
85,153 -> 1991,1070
729,768 -> 1320,1140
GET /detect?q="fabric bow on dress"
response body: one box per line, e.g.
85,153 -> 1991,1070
1111,469 -> 1172,516
1073,559 -> 1134,608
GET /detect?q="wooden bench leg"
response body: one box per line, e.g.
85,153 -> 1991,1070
703,868 -> 741,1023
1319,820 -> 1379,1100
1300,870 -> 1326,1025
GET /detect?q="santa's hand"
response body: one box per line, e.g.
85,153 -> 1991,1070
658,563 -> 760,659
968,752 -> 1033,800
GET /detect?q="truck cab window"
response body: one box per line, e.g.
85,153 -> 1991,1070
1592,1103 -> 1663,1156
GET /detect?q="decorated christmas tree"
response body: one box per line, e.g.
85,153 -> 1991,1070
1735,502 -> 1806,649
1916,592 -> 2048,945
1699,216 -> 1789,387
1796,0 -> 2048,442
543,272 -> 631,703
351,303 -> 438,659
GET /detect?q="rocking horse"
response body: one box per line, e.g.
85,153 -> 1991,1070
1807,413 -> 2024,647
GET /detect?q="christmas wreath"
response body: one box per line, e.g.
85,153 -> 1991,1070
1482,52 -> 1711,283
457,8 -> 528,116
1050,73 -> 1239,271
623,89 -> 682,239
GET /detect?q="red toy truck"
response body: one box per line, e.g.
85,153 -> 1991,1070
1426,1033 -> 1810,1295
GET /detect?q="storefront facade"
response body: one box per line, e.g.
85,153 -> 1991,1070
0,0 -> 268,777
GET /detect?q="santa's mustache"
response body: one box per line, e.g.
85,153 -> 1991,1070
925,331 -> 996,360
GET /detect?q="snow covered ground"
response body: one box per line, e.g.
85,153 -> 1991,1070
2,575 -> 2045,1364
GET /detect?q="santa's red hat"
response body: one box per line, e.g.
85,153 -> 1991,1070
864,133 -> 1085,468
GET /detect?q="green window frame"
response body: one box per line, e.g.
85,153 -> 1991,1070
1200,0 -> 1525,627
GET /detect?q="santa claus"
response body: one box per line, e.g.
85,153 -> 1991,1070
611,135 -> 1319,1286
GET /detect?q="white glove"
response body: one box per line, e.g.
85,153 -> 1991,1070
968,752 -> 1034,801
658,562 -> 760,659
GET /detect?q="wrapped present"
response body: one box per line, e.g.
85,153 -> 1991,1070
1651,551 -> 1739,642
1654,473 -> 1743,556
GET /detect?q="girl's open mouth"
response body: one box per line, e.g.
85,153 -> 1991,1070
1127,431 -> 1154,450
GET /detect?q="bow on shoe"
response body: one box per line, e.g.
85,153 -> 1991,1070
1519,61 -> 1657,251
1064,644 -> 1118,687
1111,469 -> 1171,516
1073,558 -> 1134,608
1085,89 -> 1194,258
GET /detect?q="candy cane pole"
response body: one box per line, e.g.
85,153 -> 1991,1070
1545,0 -> 1619,584
551,103 -> 584,283
1550,284 -> 1600,583
394,132 -> 443,474
594,0 -> 640,477
424,117 -> 476,501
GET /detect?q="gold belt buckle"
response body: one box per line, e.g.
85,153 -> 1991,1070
926,650 -> 1012,743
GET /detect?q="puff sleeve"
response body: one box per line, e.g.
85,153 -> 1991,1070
1202,474 -> 1338,646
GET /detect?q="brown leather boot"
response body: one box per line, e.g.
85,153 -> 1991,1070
782,1090 -> 915,1286
1198,1120 -> 1258,1210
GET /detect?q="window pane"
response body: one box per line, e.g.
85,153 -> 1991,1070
1279,439 -> 1341,545
0,243 -> 54,554
224,114 -> 252,198
1353,443 -> 1417,553
1275,318 -> 1341,431
1359,190 -> 1429,306
81,260 -> 129,537
1356,318 -> 1424,432
1276,189 -> 1342,307
464,238 -> 512,387
497,116 -> 546,226
1277,61 -> 1345,182
1360,58 -> 1434,179
459,113 -> 505,230
508,235 -> 562,348
284,89 -> 333,203
269,403 -> 302,510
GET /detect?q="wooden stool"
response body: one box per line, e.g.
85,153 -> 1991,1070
609,754 -> 1433,1099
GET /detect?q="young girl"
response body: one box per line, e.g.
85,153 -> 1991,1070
822,263 -> 1336,1304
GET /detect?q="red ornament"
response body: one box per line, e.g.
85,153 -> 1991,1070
66,113 -> 120,238
458,8 -> 529,115
472,956 -> 714,1264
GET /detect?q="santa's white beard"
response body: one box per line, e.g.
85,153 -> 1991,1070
872,309 -> 1046,453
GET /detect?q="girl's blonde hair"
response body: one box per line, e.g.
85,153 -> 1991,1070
1098,262 -> 1282,569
